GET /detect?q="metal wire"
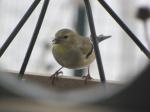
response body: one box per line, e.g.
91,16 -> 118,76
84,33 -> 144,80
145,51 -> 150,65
19,0 -> 50,78
0,0 -> 41,57
97,0 -> 150,59
84,0 -> 106,82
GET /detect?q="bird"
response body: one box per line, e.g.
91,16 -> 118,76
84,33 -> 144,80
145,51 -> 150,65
50,28 -> 111,84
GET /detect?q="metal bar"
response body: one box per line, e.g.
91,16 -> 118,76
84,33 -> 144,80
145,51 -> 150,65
97,0 -> 150,59
84,0 -> 106,82
0,0 -> 41,57
19,0 -> 50,78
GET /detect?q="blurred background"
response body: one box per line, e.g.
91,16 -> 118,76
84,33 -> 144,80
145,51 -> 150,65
0,0 -> 149,82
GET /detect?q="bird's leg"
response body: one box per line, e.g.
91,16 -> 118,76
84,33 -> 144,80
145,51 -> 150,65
82,66 -> 93,84
49,66 -> 63,85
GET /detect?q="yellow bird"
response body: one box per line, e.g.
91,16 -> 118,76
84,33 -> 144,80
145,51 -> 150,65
50,28 -> 110,84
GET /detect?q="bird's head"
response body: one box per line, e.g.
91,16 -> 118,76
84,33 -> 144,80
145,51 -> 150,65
52,29 -> 78,46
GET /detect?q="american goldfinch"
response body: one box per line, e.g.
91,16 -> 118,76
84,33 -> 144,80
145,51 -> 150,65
50,28 -> 111,84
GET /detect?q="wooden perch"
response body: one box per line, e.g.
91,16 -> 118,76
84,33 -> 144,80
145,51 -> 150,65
4,72 -> 100,91
24,74 -> 100,91
2,71 -> 122,91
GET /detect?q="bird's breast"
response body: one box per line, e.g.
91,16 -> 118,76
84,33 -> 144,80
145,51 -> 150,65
52,45 -> 95,69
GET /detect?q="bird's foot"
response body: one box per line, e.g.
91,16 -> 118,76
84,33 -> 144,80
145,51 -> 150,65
82,74 -> 93,84
49,71 -> 63,85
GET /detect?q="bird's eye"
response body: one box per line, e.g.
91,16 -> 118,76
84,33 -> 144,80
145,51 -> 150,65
63,35 -> 68,39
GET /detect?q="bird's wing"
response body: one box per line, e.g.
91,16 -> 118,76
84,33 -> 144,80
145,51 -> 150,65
79,37 -> 93,58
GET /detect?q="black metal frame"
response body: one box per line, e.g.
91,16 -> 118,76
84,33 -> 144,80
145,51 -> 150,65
97,0 -> 150,59
0,0 -> 149,82
19,0 -> 49,78
84,0 -> 106,82
0,0 -> 41,57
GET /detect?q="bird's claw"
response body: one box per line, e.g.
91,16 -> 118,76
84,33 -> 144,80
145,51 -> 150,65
82,74 -> 93,84
49,71 -> 63,85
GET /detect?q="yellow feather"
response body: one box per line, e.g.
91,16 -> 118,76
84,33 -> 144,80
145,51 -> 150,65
53,44 -> 68,54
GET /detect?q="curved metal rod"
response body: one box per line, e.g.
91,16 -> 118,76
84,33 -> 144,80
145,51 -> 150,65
97,0 -> 150,59
0,0 -> 41,57
84,0 -> 106,82
19,0 -> 50,78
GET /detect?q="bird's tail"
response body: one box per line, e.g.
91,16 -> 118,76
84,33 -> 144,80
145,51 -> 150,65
96,34 -> 111,43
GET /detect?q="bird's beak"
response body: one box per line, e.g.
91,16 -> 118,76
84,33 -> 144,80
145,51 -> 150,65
52,39 -> 60,44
